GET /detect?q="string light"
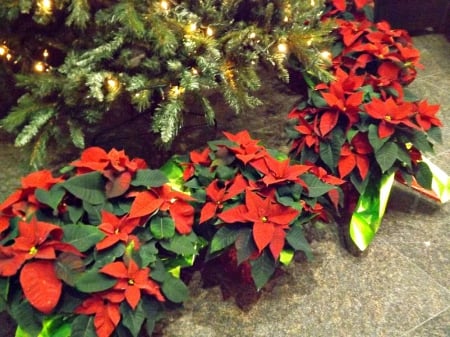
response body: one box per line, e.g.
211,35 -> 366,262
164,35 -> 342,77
106,77 -> 120,92
320,50 -> 332,63
34,61 -> 46,73
188,23 -> 197,33
43,49 -> 49,59
169,85 -> 185,99
307,38 -> 314,46
249,32 -> 256,39
311,0 -> 315,6
38,0 -> 52,14
277,42 -> 289,54
191,67 -> 198,75
206,26 -> 214,37
6,53 -> 12,61
0,45 -> 8,57
160,0 -> 169,11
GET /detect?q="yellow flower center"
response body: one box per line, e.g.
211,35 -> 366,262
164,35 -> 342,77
128,279 -> 135,285
385,115 -> 392,121
29,246 -> 38,256
261,216 -> 268,223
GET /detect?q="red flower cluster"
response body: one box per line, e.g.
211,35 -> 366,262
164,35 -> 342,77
71,147 -> 147,198
184,131 -> 343,261
289,0 -> 442,184
0,170 -> 64,237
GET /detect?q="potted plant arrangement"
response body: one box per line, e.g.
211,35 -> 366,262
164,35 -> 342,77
287,0 -> 449,252
1,1 -> 449,336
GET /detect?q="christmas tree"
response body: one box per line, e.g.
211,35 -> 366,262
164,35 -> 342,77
0,0 -> 336,167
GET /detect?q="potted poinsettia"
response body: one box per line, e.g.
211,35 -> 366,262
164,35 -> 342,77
164,130 -> 344,292
0,147 -> 201,337
288,0 -> 449,251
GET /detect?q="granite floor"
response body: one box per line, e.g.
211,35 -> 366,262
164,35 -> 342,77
0,34 -> 449,337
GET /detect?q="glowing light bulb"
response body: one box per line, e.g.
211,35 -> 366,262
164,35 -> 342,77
277,42 -> 289,54
0,45 -> 7,56
6,53 -> 12,61
160,0 -> 169,10
206,26 -> 214,36
191,67 -> 198,75
311,0 -> 315,6
284,16 -> 289,22
43,49 -> 49,59
307,38 -> 313,46
34,61 -> 46,73
106,77 -> 120,92
249,32 -> 256,39
39,0 -> 52,13
169,85 -> 185,98
320,50 -> 332,61
188,23 -> 197,32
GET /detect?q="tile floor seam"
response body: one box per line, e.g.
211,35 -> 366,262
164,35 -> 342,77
379,237 -> 450,293
399,305 -> 450,336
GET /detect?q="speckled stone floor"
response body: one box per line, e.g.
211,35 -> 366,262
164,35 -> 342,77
0,34 -> 449,337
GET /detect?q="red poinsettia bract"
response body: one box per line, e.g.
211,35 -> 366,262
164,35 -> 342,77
129,185 -> 195,234
338,132 -> 373,179
223,130 -> 267,164
250,156 -> 311,187
96,210 -> 141,250
218,189 -> 300,259
0,217 -> 82,313
363,97 -> 418,138
0,170 -> 64,236
71,147 -> 147,198
75,291 -> 123,337
100,259 -> 165,309
199,174 -> 248,224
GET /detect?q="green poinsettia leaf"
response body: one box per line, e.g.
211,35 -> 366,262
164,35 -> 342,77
368,124 -> 389,151
234,228 -> 255,265
319,141 -> 335,171
63,172 -> 106,205
215,165 -> 237,180
427,126 -> 442,144
161,276 -> 189,303
160,233 -> 198,256
63,224 -> 105,252
250,251 -> 276,290
415,161 -> 433,190
10,300 -> 42,337
285,225 -> 313,260
55,253 -> 85,287
93,243 -> 126,268
411,130 -> 434,154
131,169 -> 168,188
150,216 -> 175,239
309,89 -> 328,108
74,269 -> 116,293
375,142 -> 398,173
136,242 -> 158,267
210,226 -> 240,254
67,206 -> 84,224
142,298 -> 163,336
71,315 -> 96,337
0,277 -> 9,311
301,173 -> 335,198
121,302 -> 146,337
35,185 -> 65,211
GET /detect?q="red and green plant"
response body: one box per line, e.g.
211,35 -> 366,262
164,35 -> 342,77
287,0 -> 443,249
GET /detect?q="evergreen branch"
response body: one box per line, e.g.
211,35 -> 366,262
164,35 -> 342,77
66,0 -> 90,29
14,106 -> 55,147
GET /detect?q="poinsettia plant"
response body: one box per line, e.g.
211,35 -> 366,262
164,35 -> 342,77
287,0 -> 445,250
0,147 -> 200,337
164,130 -> 344,290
